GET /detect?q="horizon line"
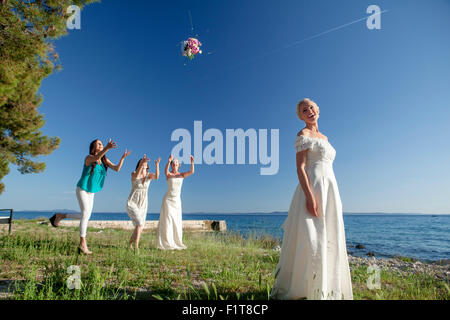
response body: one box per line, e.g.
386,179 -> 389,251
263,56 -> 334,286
13,210 -> 450,215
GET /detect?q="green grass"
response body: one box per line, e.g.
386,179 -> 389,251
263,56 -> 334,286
393,255 -> 417,263
0,220 -> 448,300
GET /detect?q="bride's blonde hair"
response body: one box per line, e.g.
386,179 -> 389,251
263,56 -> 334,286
171,158 -> 180,171
296,98 -> 319,119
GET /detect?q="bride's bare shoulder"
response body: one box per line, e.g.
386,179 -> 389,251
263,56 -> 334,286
297,129 -> 311,137
318,132 -> 328,140
297,129 -> 328,140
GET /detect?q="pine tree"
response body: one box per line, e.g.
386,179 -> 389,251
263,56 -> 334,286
0,0 -> 97,194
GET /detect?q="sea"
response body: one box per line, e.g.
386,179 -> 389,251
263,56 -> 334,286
9,211 -> 450,262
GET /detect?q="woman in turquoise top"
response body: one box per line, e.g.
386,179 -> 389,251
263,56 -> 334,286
50,138 -> 131,254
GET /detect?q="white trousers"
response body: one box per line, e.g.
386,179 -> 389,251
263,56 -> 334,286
66,187 -> 95,237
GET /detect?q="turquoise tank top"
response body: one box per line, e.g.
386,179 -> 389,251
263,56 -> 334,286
76,162 -> 107,193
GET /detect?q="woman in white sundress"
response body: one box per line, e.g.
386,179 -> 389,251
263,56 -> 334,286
271,98 -> 353,300
127,154 -> 160,251
156,154 -> 194,250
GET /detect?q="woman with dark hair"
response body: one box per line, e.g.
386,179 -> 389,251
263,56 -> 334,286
50,138 -> 131,255
126,154 -> 161,252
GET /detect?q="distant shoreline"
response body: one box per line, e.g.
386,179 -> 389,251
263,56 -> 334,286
13,210 -> 450,216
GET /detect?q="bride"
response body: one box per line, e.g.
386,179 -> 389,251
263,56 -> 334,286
156,154 -> 195,250
271,98 -> 353,300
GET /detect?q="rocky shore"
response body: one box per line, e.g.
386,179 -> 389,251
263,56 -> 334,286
56,219 -> 227,232
348,255 -> 450,282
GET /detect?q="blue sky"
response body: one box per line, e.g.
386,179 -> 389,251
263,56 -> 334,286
1,0 -> 450,214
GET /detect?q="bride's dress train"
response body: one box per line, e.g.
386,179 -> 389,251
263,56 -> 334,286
271,135 -> 353,300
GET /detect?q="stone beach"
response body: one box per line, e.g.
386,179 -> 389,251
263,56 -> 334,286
348,255 -> 450,282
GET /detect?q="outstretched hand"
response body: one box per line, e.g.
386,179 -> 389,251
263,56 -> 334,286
190,155 -> 194,163
168,154 -> 173,163
122,148 -> 131,159
106,139 -> 117,150
155,157 -> 161,165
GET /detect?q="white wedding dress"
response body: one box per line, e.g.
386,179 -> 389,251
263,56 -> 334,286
157,177 -> 187,250
271,135 -> 353,300
126,175 -> 151,227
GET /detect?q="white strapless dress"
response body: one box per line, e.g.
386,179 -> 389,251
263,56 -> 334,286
126,176 -> 151,227
157,177 -> 187,250
271,135 -> 353,300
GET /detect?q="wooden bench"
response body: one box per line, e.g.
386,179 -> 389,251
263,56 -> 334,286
0,209 -> 13,234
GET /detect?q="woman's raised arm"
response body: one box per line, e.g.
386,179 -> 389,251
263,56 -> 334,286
165,155 -> 173,178
107,148 -> 131,172
149,157 -> 161,180
131,155 -> 148,180
85,139 -> 117,166
181,155 -> 195,178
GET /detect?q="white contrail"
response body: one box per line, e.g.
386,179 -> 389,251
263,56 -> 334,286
277,10 -> 388,52
229,10 -> 389,67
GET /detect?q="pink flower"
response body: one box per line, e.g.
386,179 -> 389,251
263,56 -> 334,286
182,37 -> 202,60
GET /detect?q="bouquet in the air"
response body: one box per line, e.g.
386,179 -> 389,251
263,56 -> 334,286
182,37 -> 202,60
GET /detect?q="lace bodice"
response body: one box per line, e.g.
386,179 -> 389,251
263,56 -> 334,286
295,135 -> 336,164
165,177 -> 183,198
